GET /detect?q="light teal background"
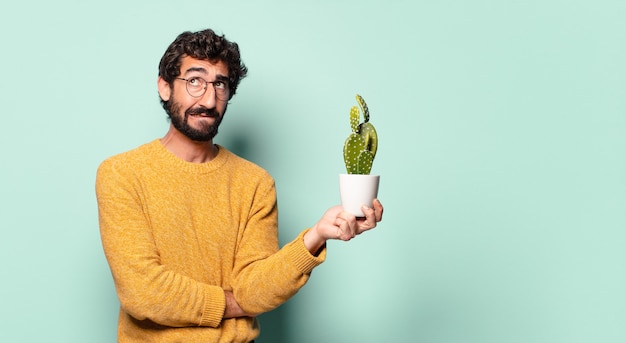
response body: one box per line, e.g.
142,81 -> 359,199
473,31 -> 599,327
1,1 -> 624,342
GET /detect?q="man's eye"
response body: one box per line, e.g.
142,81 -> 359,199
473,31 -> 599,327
188,78 -> 203,87
214,81 -> 227,89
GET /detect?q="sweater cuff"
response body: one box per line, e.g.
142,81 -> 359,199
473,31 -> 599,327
285,229 -> 326,275
199,286 -> 226,327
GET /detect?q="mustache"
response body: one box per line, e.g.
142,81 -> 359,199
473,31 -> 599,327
185,107 -> 220,117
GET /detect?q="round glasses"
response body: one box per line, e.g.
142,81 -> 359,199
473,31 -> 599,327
176,77 -> 230,101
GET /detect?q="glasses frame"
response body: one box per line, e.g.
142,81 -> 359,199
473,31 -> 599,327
176,77 -> 230,101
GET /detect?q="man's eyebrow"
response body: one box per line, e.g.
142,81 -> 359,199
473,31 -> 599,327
215,74 -> 229,82
184,67 -> 208,75
184,67 -> 229,81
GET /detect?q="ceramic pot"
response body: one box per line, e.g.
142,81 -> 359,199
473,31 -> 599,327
339,174 -> 380,217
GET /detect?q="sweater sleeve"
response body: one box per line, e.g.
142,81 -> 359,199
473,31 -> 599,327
96,158 -> 226,328
234,232 -> 327,314
230,179 -> 327,314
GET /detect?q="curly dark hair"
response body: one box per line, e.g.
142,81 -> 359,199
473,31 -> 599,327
158,29 -> 248,103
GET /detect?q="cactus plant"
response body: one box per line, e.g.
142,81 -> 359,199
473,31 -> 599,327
343,94 -> 378,174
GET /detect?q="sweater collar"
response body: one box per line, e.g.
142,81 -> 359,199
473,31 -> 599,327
151,139 -> 230,174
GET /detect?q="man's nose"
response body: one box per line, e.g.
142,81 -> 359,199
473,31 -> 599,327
198,85 -> 217,108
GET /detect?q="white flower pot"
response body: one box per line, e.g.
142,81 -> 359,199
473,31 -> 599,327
339,174 -> 380,217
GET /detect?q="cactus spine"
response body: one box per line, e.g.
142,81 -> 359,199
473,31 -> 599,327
343,94 -> 378,174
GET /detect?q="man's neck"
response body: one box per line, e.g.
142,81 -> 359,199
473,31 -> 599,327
160,125 -> 218,163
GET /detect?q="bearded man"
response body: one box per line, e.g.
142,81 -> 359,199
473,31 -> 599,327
96,29 -> 383,343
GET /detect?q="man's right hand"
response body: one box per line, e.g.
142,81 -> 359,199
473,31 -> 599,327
304,199 -> 384,253
223,291 -> 257,318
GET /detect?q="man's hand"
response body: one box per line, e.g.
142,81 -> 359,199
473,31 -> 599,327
223,291 -> 257,319
304,199 -> 384,254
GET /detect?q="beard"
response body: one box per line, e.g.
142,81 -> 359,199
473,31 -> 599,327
164,100 -> 225,142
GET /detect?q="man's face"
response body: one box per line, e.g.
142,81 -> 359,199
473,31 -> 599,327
158,56 -> 230,142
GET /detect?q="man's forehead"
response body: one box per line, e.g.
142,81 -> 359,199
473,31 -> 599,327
180,56 -> 228,75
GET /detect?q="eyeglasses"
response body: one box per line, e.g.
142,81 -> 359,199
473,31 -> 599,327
176,77 -> 230,101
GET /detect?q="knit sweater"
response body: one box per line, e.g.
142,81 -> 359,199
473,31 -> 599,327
96,139 -> 326,343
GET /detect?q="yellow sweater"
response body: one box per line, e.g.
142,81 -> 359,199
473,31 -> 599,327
96,140 -> 326,343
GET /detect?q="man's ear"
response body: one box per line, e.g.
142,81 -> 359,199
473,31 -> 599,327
157,77 -> 171,101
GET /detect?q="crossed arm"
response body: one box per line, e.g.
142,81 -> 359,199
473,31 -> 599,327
227,199 -> 384,318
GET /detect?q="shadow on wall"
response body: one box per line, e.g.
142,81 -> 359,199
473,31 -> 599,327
256,309 -> 288,343
223,135 -> 250,160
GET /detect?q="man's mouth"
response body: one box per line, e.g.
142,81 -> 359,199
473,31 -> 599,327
187,109 -> 218,118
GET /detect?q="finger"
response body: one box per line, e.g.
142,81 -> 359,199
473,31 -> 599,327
336,221 -> 349,240
332,217 -> 347,240
348,215 -> 360,239
337,216 -> 357,241
371,199 -> 383,220
357,205 -> 376,234
337,210 -> 356,222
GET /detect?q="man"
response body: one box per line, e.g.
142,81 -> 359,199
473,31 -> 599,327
96,29 -> 383,343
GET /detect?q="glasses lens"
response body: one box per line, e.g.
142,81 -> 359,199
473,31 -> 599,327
215,84 -> 229,101
186,78 -> 206,97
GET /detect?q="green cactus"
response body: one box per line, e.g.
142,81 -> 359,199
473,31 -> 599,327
343,94 -> 378,174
